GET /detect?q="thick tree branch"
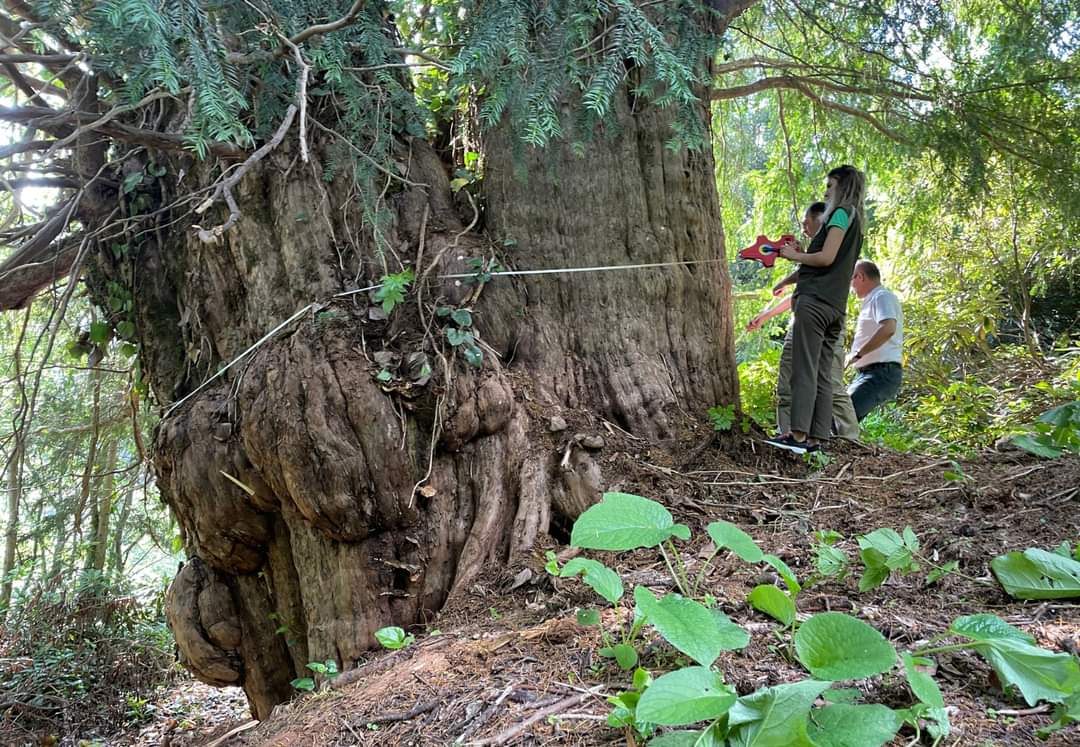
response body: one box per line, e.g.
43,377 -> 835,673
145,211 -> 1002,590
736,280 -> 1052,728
193,105 -> 299,242
291,0 -> 366,48
0,11 -> 87,89
0,175 -> 81,190
712,75 -> 914,144
3,0 -> 84,54
0,199 -> 79,310
0,104 -> 244,157
0,52 -> 77,64
228,0 -> 366,63
0,63 -> 66,100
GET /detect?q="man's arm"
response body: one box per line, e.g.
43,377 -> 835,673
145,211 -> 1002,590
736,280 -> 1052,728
845,318 -> 897,367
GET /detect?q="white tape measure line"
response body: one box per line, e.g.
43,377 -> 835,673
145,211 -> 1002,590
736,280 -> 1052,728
163,258 -> 724,416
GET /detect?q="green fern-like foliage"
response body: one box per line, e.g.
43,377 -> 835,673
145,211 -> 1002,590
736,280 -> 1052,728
29,1 -> 722,163
450,0 -> 720,150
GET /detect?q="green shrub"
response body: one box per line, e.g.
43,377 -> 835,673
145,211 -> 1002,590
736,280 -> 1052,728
0,580 -> 176,740
737,346 -> 781,429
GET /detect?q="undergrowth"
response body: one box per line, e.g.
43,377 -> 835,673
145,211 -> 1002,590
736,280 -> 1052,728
549,492 -> 1080,745
737,338 -> 1080,456
0,577 -> 177,741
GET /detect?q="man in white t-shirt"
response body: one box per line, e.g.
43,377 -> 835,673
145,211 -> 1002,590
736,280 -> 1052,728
845,260 -> 904,421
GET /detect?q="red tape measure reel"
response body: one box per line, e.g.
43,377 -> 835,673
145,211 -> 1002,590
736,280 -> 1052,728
737,234 -> 795,268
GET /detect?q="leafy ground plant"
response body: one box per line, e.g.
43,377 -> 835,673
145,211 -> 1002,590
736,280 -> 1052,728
856,527 -> 960,590
290,659 -> 339,692
375,625 -> 415,650
1011,401 -> 1080,458
555,492 -> 1080,744
991,546 -> 1080,599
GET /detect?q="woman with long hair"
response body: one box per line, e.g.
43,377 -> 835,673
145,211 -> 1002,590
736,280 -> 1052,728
767,164 -> 866,453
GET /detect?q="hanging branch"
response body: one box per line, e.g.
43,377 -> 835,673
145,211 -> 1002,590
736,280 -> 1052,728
712,75 -> 915,145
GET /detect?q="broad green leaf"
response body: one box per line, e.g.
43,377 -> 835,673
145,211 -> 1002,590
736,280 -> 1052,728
450,308 -> 473,327
727,680 -> 831,747
544,550 -> 559,575
707,521 -> 764,563
116,320 -> 136,339
901,653 -> 944,708
374,626 -> 413,650
857,562 -> 889,592
925,560 -> 958,586
635,666 -> 737,725
647,733 -> 704,747
1011,433 -> 1063,458
948,614 -> 1036,645
794,613 -> 896,680
446,327 -> 474,346
290,677 -> 315,691
814,544 -> 848,579
635,587 -> 745,666
901,527 -> 920,553
560,558 -> 624,603
571,492 -> 688,550
606,691 -> 636,728
462,344 -> 483,367
965,637 -> 1080,706
857,528 -> 915,571
711,608 -> 751,651
925,705 -> 951,740
1038,691 -> 1080,739
748,584 -> 796,627
598,643 -> 638,670
122,170 -> 143,194
692,723 -> 726,747
576,608 -> 600,626
762,554 -> 801,594
991,549 -> 1080,599
633,667 -> 653,690
822,688 -> 860,704
806,704 -> 903,747
89,320 -> 111,345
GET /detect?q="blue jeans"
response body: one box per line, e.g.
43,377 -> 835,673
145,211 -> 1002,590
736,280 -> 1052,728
848,362 -> 902,421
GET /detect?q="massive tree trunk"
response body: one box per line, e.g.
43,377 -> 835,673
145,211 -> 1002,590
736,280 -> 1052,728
71,13 -> 741,722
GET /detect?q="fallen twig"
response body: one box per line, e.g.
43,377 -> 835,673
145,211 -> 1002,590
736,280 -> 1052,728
1004,463 -> 1055,482
365,698 -> 439,725
992,704 -> 1052,717
204,720 -> 258,747
456,682 -> 518,742
468,685 -> 605,745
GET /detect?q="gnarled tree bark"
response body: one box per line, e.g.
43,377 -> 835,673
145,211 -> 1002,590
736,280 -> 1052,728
143,89 -> 736,717
0,3 -> 746,720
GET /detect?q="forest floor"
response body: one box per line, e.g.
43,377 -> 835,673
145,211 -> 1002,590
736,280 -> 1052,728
110,435 -> 1079,747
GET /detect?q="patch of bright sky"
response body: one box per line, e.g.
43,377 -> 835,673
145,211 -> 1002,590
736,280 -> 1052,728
1050,19 -> 1079,60
0,88 -> 66,224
